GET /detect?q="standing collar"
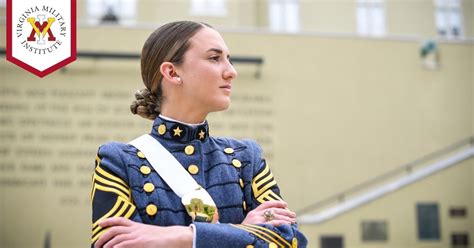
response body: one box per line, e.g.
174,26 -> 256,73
151,115 -> 209,143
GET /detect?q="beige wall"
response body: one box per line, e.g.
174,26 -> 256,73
299,160 -> 473,248
300,1 -> 356,34
464,0 -> 474,38
1,22 -> 473,247
2,0 -> 474,37
386,0 -> 436,37
1,1 -> 473,247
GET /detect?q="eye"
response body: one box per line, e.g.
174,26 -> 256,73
209,56 -> 220,62
227,56 -> 233,65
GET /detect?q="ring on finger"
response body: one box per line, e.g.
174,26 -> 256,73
263,210 -> 275,221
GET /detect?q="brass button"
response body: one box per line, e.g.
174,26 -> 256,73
188,165 -> 199,175
137,151 -> 145,159
269,243 -> 277,248
232,159 -> 242,168
146,204 -> 157,216
184,145 -> 195,155
239,178 -> 244,188
157,124 -> 166,135
140,165 -> 151,175
246,245 -> 254,248
143,182 -> 155,193
242,201 -> 247,211
292,238 -> 298,248
224,147 -> 234,154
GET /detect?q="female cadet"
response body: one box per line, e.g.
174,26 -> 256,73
91,21 -> 307,248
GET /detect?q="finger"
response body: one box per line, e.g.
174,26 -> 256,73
272,213 -> 295,224
103,233 -> 133,248
254,200 -> 288,211
272,208 -> 296,218
115,239 -> 138,248
95,226 -> 130,248
99,217 -> 134,228
266,219 -> 292,226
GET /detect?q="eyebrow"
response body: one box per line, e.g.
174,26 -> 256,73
207,48 -> 230,56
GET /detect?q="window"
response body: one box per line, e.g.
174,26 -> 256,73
449,207 -> 467,218
361,220 -> 388,241
356,0 -> 386,36
434,0 -> 464,39
451,233 -> 469,247
0,0 -> 5,7
417,203 -> 441,240
268,0 -> 300,33
320,235 -> 344,248
86,0 -> 136,25
190,0 -> 227,17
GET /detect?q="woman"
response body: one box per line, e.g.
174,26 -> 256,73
91,21 -> 307,248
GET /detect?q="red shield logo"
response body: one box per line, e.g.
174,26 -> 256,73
6,0 -> 77,78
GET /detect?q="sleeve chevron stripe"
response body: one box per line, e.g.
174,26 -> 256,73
244,224 -> 291,247
95,155 -> 101,167
92,170 -> 131,199
91,163 -> 131,201
256,190 -> 283,204
91,183 -> 130,202
230,224 -> 287,248
95,164 -> 129,189
91,196 -> 136,243
252,163 -> 278,198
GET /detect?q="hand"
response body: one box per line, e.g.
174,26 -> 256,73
94,217 -> 193,248
241,201 -> 296,226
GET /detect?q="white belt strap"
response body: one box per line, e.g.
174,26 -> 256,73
129,134 -> 216,213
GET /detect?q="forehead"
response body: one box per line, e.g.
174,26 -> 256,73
188,27 -> 230,54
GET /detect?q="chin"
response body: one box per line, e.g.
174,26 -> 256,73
210,99 -> 231,112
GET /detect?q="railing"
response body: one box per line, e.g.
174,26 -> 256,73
296,136 -> 474,222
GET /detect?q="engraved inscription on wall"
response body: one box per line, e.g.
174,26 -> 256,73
0,86 -> 274,206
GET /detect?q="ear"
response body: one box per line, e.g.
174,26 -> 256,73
160,62 -> 181,85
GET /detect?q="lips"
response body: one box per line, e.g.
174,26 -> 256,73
220,84 -> 232,90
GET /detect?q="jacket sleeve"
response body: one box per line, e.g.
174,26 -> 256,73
90,142 -> 142,246
193,140 -> 308,248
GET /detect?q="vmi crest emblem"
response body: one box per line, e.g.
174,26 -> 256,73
6,0 -> 76,78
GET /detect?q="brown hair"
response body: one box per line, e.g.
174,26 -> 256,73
130,21 -> 211,120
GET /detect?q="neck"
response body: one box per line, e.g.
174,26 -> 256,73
160,105 -> 208,124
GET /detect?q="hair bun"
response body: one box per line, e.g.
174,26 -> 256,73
130,88 -> 160,120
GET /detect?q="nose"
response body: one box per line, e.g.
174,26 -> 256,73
223,61 -> 238,81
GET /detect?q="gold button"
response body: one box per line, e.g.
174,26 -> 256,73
292,238 -> 298,248
157,124 -> 166,135
242,201 -> 247,211
224,147 -> 234,154
269,243 -> 278,248
140,165 -> 151,175
146,204 -> 157,216
239,178 -> 244,188
137,151 -> 145,159
184,145 -> 195,155
143,182 -> 155,193
246,245 -> 254,248
232,159 -> 241,168
188,164 -> 199,175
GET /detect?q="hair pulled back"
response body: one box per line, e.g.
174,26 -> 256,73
130,21 -> 211,120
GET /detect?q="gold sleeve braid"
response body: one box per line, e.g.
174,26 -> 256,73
231,224 -> 292,248
91,196 -> 136,243
91,155 -> 136,244
251,162 -> 283,204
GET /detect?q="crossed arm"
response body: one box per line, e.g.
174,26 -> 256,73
95,201 -> 296,248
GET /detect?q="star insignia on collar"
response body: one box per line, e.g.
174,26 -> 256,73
173,126 -> 183,137
198,130 -> 206,140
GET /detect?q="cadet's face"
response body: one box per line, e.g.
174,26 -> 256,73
177,27 -> 238,113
